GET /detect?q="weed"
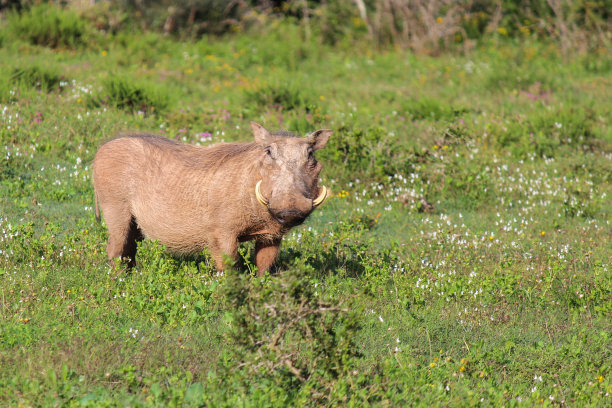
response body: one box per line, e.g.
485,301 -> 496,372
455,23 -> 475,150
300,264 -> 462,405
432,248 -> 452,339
494,107 -> 598,158
10,66 -> 64,91
90,75 -> 169,115
216,267 -> 362,404
244,80 -> 317,113
402,97 -> 469,121
7,4 -> 90,49
321,125 -> 413,182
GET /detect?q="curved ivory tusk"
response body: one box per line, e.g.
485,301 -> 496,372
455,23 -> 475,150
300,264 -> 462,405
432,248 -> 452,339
255,180 -> 269,207
313,186 -> 328,207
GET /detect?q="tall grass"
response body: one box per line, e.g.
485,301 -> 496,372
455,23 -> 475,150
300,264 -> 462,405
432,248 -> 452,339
89,75 -> 169,115
7,4 -> 90,48
10,66 -> 63,91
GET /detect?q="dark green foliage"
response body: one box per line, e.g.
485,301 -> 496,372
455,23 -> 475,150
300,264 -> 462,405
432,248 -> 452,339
321,125 -> 412,182
10,66 -> 63,91
495,107 -> 598,158
7,4 -> 89,48
0,76 -> 14,103
217,267 -> 361,404
581,52 -> 612,73
402,97 -> 469,121
485,64 -> 560,92
244,81 -> 317,113
92,75 -> 169,115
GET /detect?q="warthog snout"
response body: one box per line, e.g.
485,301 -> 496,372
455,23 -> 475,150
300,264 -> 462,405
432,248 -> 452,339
93,121 -> 332,276
272,209 -> 309,226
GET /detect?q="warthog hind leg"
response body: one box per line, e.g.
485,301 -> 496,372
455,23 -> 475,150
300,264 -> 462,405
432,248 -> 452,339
122,217 -> 144,268
104,204 -> 143,268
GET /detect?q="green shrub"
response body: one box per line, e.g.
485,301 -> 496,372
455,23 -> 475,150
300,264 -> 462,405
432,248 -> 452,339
10,66 -> 63,91
244,80 -> 317,112
402,97 -> 469,121
581,52 -> 612,74
216,267 -> 362,405
486,66 -> 559,92
320,125 -> 413,182
7,4 -> 90,49
0,75 -> 15,103
495,107 -> 598,158
91,75 -> 169,115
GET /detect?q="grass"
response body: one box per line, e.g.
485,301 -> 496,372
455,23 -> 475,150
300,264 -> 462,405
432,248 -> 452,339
88,75 -> 170,115
6,4 -> 91,49
0,9 -> 611,407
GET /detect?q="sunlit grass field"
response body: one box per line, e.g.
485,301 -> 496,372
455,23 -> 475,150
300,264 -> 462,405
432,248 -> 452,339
1,9 -> 611,407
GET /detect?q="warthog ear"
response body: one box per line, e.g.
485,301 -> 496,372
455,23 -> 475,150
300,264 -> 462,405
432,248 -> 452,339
251,121 -> 272,144
308,129 -> 332,150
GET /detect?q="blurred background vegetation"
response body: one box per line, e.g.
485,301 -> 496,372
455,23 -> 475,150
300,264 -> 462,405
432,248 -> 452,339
1,0 -> 610,55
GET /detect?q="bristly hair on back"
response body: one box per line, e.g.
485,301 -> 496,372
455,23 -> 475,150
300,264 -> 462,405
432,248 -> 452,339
118,130 -> 304,174
271,130 -> 299,138
125,133 -> 261,173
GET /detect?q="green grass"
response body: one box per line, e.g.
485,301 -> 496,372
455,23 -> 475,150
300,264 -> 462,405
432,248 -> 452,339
89,74 -> 170,115
0,10 -> 611,408
6,4 -> 91,49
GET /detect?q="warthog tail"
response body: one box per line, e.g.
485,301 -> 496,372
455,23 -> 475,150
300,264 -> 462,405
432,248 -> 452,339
94,192 -> 101,223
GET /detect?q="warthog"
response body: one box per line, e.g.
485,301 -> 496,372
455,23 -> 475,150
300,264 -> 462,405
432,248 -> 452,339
93,122 -> 331,275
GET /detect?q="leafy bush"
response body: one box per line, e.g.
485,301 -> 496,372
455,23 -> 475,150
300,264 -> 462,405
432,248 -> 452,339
216,267 -> 362,405
581,52 -> 612,74
402,97 -> 469,121
90,75 -> 169,115
10,66 -> 63,91
495,107 -> 598,158
0,66 -> 63,102
7,4 -> 90,48
244,80 -> 317,112
0,75 -> 15,103
320,125 -> 413,182
485,63 -> 561,92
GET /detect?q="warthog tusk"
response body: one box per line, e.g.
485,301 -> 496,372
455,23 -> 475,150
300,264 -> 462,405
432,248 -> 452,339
255,180 -> 269,207
313,186 -> 328,207
256,181 -> 328,208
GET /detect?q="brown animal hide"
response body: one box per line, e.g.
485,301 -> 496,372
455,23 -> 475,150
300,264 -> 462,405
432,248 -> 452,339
92,122 -> 331,275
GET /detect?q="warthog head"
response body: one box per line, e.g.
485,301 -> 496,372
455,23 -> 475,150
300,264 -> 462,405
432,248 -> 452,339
251,122 -> 331,227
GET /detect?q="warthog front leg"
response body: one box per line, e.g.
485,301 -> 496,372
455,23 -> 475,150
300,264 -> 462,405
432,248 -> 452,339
255,239 -> 281,276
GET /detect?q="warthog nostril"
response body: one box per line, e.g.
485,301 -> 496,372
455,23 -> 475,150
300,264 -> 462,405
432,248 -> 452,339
274,209 -> 309,226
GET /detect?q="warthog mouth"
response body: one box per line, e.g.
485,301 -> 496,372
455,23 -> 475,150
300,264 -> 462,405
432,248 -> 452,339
255,180 -> 329,208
